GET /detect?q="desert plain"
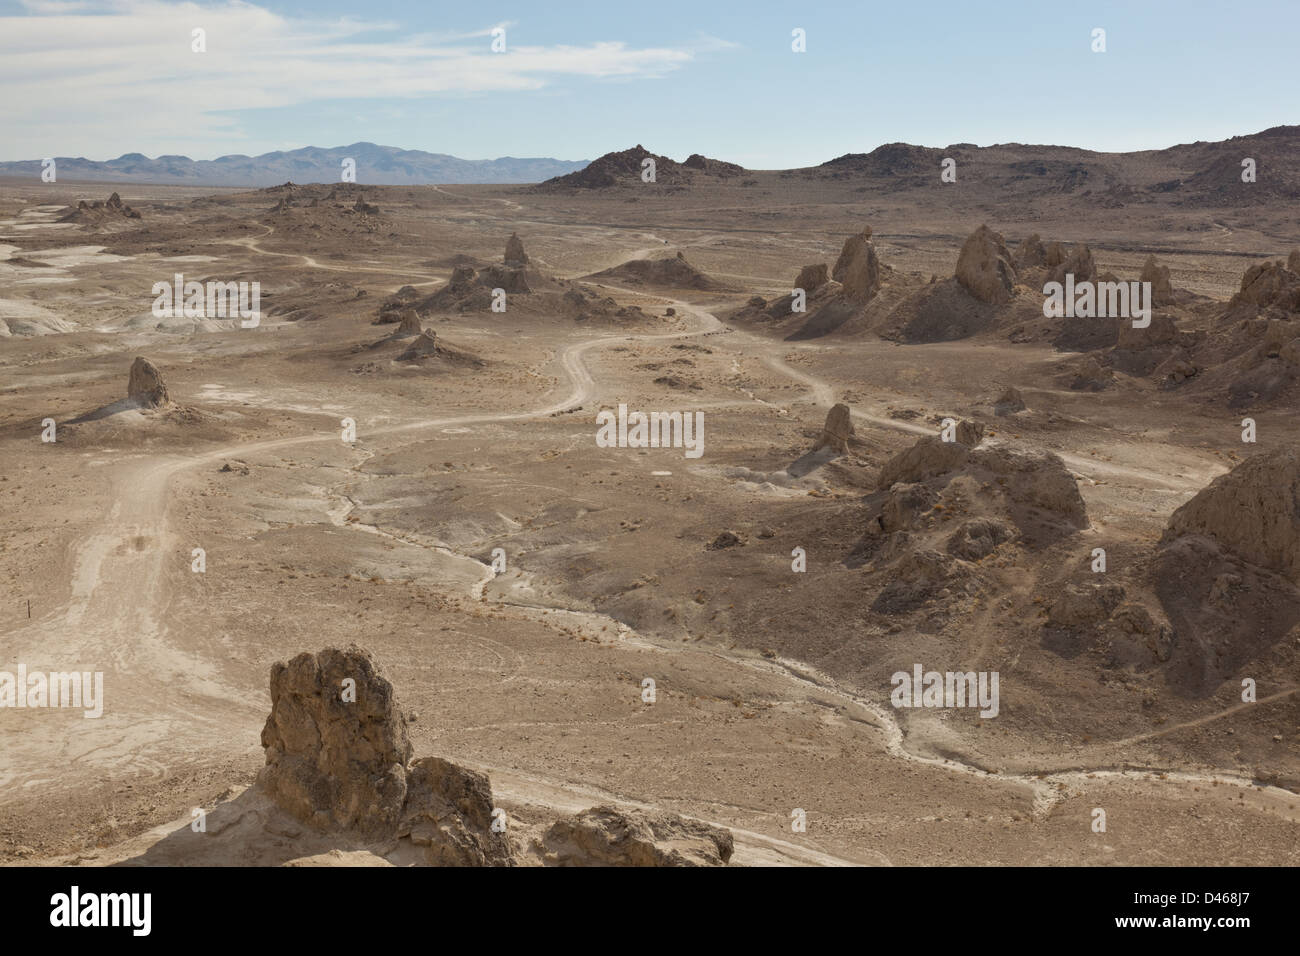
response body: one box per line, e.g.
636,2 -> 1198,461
1,133 -> 1299,866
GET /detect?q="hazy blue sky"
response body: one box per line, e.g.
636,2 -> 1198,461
2,0 -> 1296,165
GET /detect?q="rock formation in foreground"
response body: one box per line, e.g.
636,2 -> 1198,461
258,646 -> 733,866
127,357 -> 170,408
539,805 -> 734,866
813,403 -> 855,453
1162,448 -> 1300,581
259,646 -> 413,838
954,225 -> 1016,304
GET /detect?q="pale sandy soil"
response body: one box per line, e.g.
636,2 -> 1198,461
0,178 -> 1296,866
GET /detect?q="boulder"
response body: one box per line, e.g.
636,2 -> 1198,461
127,357 -> 170,408
955,419 -> 985,447
706,531 -> 744,550
993,386 -> 1026,416
539,805 -> 733,866
954,225 -> 1017,304
794,263 -> 829,294
398,757 -> 513,866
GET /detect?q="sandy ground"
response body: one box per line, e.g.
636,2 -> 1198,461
0,177 -> 1296,866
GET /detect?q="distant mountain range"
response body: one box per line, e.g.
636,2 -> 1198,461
536,127 -> 1300,210
0,143 -> 590,186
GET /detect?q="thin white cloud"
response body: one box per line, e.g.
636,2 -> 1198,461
0,1 -> 700,157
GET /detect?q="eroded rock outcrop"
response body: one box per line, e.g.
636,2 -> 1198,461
1046,244 -> 1097,286
1162,448 -> 1300,580
873,434 -> 1087,534
539,806 -> 734,867
61,191 -> 142,223
127,357 -> 170,408
394,309 -> 422,337
1014,234 -> 1046,270
832,227 -> 883,302
955,225 -> 1017,304
1070,355 -> 1113,390
1230,259 -> 1300,313
795,263 -> 829,294
993,386 -> 1026,416
813,402 -> 855,453
259,647 -> 413,838
877,425 -> 981,489
257,646 -> 732,866
1140,254 -> 1175,307
504,232 -> 528,268
398,757 -> 514,866
398,328 -> 440,360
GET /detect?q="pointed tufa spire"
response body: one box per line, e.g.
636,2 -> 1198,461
504,232 -> 528,268
813,403 -> 855,453
127,357 -> 170,408
1139,255 -> 1175,306
394,309 -> 422,337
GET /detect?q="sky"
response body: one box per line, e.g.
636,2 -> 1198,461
2,0 -> 1297,167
